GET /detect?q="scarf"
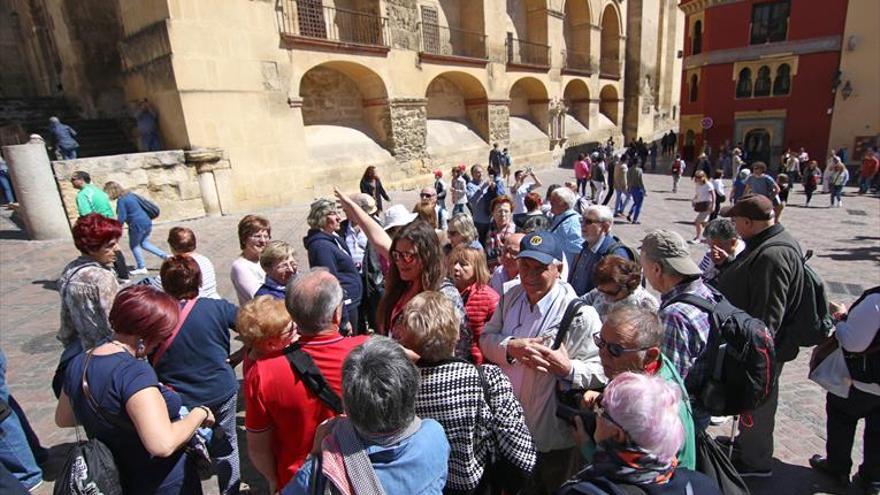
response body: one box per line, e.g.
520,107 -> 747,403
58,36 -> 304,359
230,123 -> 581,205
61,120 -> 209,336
320,417 -> 422,495
579,437 -> 677,486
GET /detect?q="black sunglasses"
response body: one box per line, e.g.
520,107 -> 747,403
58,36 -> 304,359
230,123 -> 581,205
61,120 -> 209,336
593,334 -> 652,358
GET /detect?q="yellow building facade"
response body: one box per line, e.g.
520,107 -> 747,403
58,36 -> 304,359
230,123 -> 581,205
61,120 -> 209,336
1,0 -> 683,211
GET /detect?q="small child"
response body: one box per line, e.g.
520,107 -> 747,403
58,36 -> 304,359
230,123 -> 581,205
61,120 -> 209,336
775,173 -> 790,221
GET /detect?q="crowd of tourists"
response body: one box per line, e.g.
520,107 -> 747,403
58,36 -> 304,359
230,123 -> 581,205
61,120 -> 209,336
0,143 -> 877,495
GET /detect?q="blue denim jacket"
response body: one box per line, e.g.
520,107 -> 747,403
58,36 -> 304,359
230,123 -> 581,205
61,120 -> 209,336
283,418 -> 449,495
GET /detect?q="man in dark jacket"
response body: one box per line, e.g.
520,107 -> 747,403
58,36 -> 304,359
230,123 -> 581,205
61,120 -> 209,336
568,205 -> 635,296
715,194 -> 805,478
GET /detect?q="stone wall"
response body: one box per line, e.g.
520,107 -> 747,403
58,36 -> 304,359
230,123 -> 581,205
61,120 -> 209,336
488,103 -> 511,144
389,99 -> 428,160
301,67 -> 365,125
52,150 -> 206,225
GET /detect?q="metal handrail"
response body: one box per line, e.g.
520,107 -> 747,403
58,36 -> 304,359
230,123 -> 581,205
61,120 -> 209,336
419,22 -> 487,59
277,0 -> 389,48
506,36 -> 550,67
564,50 -> 594,73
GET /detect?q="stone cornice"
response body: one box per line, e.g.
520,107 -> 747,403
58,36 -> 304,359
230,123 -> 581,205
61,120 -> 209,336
389,98 -> 428,107
683,35 -> 842,70
679,0 -> 748,16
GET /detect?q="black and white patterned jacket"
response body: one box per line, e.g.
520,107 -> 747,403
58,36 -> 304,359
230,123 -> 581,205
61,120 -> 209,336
415,359 -> 537,492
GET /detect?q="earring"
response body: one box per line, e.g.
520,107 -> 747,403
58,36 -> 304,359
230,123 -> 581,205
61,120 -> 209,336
136,338 -> 147,359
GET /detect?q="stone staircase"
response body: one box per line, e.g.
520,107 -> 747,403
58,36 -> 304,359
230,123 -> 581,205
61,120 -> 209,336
0,97 -> 137,157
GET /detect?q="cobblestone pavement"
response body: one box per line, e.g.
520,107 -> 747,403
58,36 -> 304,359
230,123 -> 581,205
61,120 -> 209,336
1,165 -> 877,494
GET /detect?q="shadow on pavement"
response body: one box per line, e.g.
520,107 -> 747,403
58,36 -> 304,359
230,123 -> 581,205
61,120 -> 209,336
745,459 -> 860,495
817,245 -> 880,262
32,280 -> 58,291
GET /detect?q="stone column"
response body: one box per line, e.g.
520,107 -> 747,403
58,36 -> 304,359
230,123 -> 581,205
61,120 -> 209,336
184,148 -> 226,217
487,100 -> 510,146
3,144 -> 72,240
388,98 -> 428,161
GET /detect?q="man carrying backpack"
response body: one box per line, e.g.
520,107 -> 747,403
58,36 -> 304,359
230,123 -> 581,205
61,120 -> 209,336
569,205 -> 637,297
639,230 -> 715,428
715,194 -> 806,478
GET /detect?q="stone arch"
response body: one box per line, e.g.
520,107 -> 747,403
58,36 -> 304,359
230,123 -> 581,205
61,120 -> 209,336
754,65 -> 772,97
509,77 -> 550,134
563,0 -> 592,71
773,63 -> 791,96
298,62 -> 393,163
692,20 -> 703,55
600,3 -> 621,77
563,79 -> 590,131
599,84 -> 619,125
424,71 -> 490,150
736,68 -> 752,98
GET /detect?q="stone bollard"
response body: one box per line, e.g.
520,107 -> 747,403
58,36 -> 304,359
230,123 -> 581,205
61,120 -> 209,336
185,148 -> 225,217
2,143 -> 72,241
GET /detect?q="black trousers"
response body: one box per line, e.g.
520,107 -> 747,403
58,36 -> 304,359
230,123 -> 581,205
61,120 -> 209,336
825,386 -> 880,483
113,250 -> 130,279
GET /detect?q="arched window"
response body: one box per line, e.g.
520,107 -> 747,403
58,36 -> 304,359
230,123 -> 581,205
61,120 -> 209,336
736,68 -> 753,98
689,74 -> 699,102
773,64 -> 791,95
692,20 -> 703,55
754,65 -> 772,97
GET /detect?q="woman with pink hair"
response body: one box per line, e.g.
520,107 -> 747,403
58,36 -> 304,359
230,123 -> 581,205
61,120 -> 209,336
558,372 -> 722,494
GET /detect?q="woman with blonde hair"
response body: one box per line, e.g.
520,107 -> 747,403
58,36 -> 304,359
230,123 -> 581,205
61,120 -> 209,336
397,291 -> 536,494
236,296 -> 296,361
104,181 -> 167,274
690,170 -> 714,243
446,213 -> 482,251
255,240 -> 298,300
447,245 -> 499,364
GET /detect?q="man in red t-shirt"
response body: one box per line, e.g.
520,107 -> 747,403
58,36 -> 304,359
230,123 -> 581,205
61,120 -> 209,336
244,269 -> 369,492
859,150 -> 878,194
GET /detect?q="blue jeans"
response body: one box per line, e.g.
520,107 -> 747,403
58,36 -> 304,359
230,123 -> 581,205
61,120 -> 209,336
141,131 -> 162,152
614,189 -> 629,214
208,393 -> 240,495
830,185 -> 844,206
129,223 -> 168,269
0,171 -> 15,204
60,147 -> 77,160
859,176 -> 873,194
0,349 -> 43,490
628,188 -> 645,222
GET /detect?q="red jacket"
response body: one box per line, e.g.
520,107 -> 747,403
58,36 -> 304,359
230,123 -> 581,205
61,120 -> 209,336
460,283 -> 500,364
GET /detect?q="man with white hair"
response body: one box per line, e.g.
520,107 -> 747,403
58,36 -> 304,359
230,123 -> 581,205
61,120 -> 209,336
568,205 -> 634,297
548,187 -> 583,265
481,231 -> 604,494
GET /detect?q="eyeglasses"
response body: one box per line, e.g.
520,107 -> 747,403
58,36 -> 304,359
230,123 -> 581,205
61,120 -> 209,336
420,193 -> 436,199
391,250 -> 418,264
249,233 -> 271,241
580,217 -> 601,226
592,394 -> 625,431
592,333 -> 652,358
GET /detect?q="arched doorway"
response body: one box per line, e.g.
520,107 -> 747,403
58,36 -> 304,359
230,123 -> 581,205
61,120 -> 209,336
299,62 -> 392,163
599,85 -> 619,126
744,128 -> 771,165
506,0 -> 550,66
600,5 -> 621,77
563,0 -> 591,71
563,79 -> 590,135
424,72 -> 489,153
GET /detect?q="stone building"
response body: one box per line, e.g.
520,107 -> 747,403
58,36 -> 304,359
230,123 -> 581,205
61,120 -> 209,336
1,0 -> 683,211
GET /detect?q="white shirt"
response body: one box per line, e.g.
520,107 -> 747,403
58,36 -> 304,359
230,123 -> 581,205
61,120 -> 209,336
489,265 -> 518,295
480,281 -> 605,452
835,293 -> 880,396
191,253 -> 221,299
512,183 -> 536,214
230,256 -> 265,305
711,178 -> 726,196
695,182 -> 714,202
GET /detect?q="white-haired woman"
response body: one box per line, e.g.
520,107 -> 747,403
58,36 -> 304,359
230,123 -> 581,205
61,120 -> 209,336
303,199 -> 363,333
559,373 -> 721,494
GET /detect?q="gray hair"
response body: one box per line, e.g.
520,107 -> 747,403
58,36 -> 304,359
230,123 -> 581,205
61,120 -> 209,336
703,218 -> 738,242
285,268 -> 343,335
342,336 -> 419,434
307,198 -> 338,230
585,204 -> 614,226
520,214 -> 549,234
448,213 -> 478,243
551,187 -> 577,208
603,306 -> 663,352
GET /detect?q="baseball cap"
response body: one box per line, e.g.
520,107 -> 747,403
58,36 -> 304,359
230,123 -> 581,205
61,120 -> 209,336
720,194 -> 773,220
518,231 -> 563,265
641,229 -> 702,277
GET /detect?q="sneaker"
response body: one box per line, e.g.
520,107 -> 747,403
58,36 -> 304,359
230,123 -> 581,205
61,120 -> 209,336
129,268 -> 149,275
626,214 -> 633,222
733,459 -> 773,478
809,455 -> 849,486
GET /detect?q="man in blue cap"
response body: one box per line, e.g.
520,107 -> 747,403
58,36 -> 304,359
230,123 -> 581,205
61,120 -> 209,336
481,231 -> 605,495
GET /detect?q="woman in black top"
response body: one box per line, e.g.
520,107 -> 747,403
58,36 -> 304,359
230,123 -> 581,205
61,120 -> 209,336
359,166 -> 390,212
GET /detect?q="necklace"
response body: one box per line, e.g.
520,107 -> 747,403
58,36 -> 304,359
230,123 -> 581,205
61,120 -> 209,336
109,340 -> 134,356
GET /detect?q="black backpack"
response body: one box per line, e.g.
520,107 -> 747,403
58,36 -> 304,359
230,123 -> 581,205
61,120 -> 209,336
662,291 -> 776,416
604,235 -> 639,265
133,193 -> 160,219
54,437 -> 123,495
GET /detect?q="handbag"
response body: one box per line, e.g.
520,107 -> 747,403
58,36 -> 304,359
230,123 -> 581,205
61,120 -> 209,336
808,341 -> 852,399
693,201 -> 711,212
694,430 -> 750,495
133,193 -> 160,219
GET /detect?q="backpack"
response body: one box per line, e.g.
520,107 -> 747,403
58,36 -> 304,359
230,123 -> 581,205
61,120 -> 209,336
604,235 -> 639,265
754,243 -> 834,355
671,159 -> 683,174
133,193 -> 160,219
662,290 -> 776,416
54,437 -> 123,495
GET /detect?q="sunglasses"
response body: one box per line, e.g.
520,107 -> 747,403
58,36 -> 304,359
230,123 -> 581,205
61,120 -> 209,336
391,250 -> 418,264
580,217 -> 601,225
420,193 -> 436,198
592,333 -> 652,358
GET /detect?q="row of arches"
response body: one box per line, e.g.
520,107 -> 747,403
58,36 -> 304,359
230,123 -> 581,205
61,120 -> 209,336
736,64 -> 791,98
298,61 -> 621,160
562,1 -> 621,75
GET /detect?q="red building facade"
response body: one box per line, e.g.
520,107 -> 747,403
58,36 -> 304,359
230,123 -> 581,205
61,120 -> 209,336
678,0 -> 848,168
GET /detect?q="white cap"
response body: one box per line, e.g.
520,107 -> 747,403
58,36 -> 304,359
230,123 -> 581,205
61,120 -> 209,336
383,204 -> 418,231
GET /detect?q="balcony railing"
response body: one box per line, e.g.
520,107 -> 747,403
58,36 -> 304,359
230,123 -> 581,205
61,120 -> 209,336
600,58 -> 621,78
419,23 -> 487,60
564,50 -> 594,74
506,35 -> 550,68
277,0 -> 388,49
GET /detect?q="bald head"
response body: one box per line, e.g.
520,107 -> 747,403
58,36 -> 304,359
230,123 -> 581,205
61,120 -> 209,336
501,232 -> 526,276
285,268 -> 343,335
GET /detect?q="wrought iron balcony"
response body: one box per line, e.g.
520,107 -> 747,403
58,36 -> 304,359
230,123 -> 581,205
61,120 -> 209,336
506,35 -> 550,68
277,0 -> 389,50
563,50 -> 594,74
600,58 -> 621,79
419,23 -> 487,61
